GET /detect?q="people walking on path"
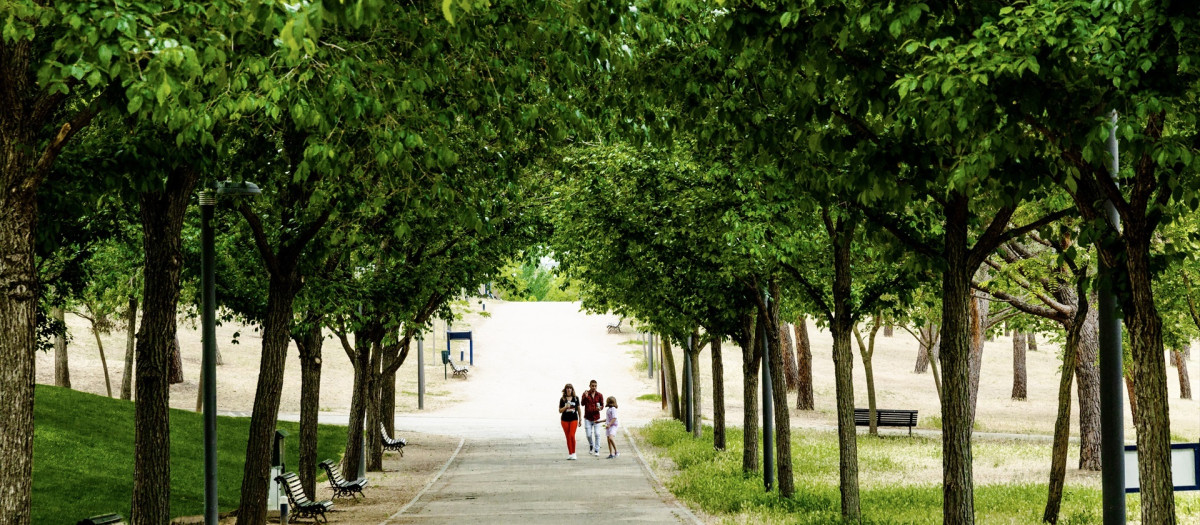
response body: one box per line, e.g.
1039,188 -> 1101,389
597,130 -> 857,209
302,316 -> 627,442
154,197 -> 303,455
559,383 -> 581,459
605,396 -> 620,459
581,379 -> 605,456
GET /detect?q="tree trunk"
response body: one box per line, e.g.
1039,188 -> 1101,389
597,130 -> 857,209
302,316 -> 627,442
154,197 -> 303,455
1011,332 -> 1027,400
939,194 -> 976,525
711,338 -> 726,451
854,326 -> 878,436
53,307 -> 70,388
1176,347 -> 1192,400
365,336 -> 386,472
739,313 -> 760,473
662,337 -> 681,421
831,318 -> 860,516
295,323 -> 323,497
688,336 -> 703,438
794,316 -> 814,410
0,129 -> 39,525
1043,282 -> 1088,524
884,324 -> 893,337
1075,303 -> 1102,471
1028,332 -> 1038,351
341,332 -> 370,481
167,336 -> 184,385
1121,236 -> 1175,524
915,324 -> 936,373
765,279 -> 794,498
968,292 -> 988,424
780,322 -> 799,390
234,273 -> 300,525
1125,373 -> 1139,427
121,295 -> 137,401
89,318 -> 114,398
381,349 -> 397,435
132,168 -> 197,524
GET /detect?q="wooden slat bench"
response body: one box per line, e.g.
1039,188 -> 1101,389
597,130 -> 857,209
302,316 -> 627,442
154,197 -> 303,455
449,359 -> 469,378
76,514 -> 125,525
854,408 -> 918,436
319,459 -> 368,499
276,471 -> 333,522
381,422 -> 407,456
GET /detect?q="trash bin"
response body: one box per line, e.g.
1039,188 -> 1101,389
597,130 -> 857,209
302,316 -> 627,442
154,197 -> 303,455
273,429 -> 290,472
440,350 -> 450,364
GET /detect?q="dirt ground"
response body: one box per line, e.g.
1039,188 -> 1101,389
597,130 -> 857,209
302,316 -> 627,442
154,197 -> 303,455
37,302 -> 1199,438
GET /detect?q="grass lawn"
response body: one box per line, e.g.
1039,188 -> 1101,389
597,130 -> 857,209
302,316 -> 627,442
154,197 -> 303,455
32,385 -> 346,523
638,419 -> 1200,524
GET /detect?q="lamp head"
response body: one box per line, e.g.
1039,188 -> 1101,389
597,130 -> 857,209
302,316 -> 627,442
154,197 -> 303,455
215,180 -> 261,196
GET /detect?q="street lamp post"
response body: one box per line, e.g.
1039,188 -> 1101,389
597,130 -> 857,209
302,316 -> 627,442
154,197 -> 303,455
201,181 -> 260,525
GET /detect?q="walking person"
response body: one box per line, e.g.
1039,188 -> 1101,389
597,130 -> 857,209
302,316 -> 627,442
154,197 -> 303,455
559,383 -> 581,460
605,396 -> 620,459
581,380 -> 605,456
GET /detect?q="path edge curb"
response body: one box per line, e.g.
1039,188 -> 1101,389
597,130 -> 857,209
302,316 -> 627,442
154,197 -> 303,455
624,425 -> 702,524
378,436 -> 466,525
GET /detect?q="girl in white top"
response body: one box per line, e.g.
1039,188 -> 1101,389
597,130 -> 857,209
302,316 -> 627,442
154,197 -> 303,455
605,396 -> 619,459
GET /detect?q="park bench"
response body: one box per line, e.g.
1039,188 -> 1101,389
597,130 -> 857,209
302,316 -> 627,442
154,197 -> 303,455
449,358 -> 469,378
606,318 -> 624,333
381,422 -> 407,456
275,471 -> 333,522
854,408 -> 918,436
76,514 -> 125,525
319,459 -> 369,499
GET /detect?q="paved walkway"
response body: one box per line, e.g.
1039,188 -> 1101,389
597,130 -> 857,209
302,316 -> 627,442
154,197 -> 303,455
378,301 -> 695,524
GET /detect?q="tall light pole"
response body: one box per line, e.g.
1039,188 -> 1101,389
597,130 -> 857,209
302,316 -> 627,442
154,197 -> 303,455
201,181 -> 260,525
1099,111 -> 1125,524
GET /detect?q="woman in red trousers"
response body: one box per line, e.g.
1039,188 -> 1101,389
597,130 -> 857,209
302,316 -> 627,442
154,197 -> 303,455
559,383 -> 581,460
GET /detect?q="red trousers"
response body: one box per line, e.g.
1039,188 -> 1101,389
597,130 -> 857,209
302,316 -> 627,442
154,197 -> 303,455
561,420 -> 578,454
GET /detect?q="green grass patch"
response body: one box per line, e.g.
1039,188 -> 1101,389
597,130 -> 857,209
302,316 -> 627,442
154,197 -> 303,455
637,419 -> 1199,524
637,393 -> 661,402
33,385 -> 346,523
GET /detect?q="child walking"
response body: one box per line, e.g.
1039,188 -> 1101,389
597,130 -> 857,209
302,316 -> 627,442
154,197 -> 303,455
604,396 -> 620,459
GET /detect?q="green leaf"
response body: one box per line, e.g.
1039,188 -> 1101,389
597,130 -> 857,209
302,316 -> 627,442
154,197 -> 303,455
442,0 -> 454,25
127,95 -> 143,114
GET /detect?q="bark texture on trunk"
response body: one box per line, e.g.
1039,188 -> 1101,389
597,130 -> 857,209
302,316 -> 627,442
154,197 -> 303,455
688,337 -> 702,438
382,350 -> 397,435
968,293 -> 988,424
121,296 -> 137,401
1074,304 -> 1102,471
88,317 -> 114,397
234,273 -> 300,525
167,337 -> 184,385
739,314 -> 760,473
710,338 -> 726,451
1028,332 -> 1038,351
0,140 -> 38,525
883,324 -> 893,337
1011,331 -> 1027,400
854,326 -> 878,436
132,168 -> 197,524
765,280 -> 794,498
1122,239 -> 1175,524
794,316 -> 814,410
915,324 -> 939,373
939,195 -> 975,525
341,330 -> 371,480
662,338 -> 681,421
780,322 -> 799,390
1043,283 -> 1088,525
295,323 -> 323,497
54,307 -> 70,388
1177,350 -> 1192,400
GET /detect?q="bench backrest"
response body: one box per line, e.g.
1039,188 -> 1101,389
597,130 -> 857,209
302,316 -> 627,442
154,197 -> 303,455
276,472 -> 312,506
380,423 -> 401,444
76,514 -> 126,525
320,459 -> 351,486
854,408 -> 917,425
